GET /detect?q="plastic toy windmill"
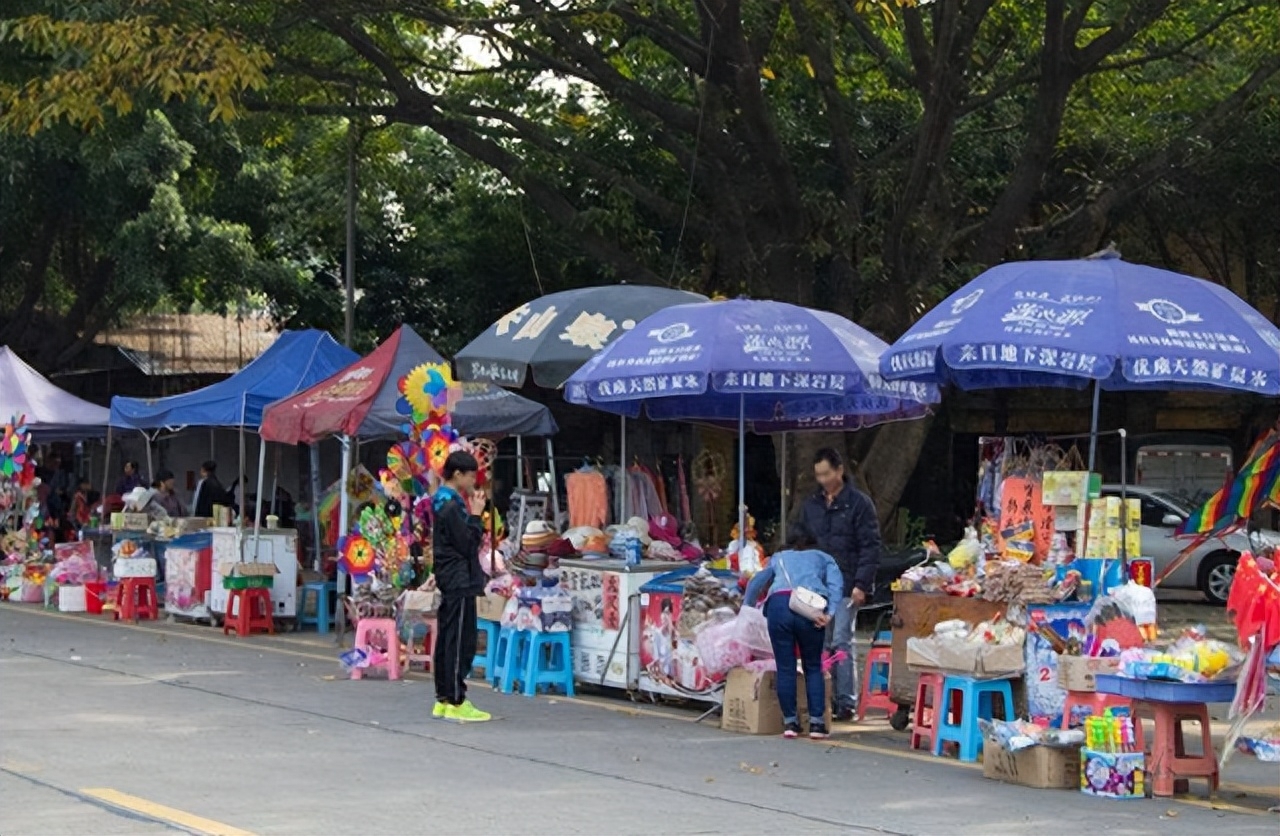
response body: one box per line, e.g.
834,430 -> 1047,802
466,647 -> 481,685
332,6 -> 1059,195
0,415 -> 31,484
340,535 -> 377,580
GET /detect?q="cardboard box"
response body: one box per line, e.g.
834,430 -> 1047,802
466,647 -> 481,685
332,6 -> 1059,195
979,643 -> 1026,677
1057,655 -> 1122,693
1124,498 -> 1141,532
475,593 -> 507,622
721,668 -> 833,735
984,739 -> 1082,789
1080,749 -> 1145,799
1042,472 -> 1088,506
906,638 -> 1023,678
172,517 -> 209,534
115,512 -> 149,531
1124,529 -> 1141,558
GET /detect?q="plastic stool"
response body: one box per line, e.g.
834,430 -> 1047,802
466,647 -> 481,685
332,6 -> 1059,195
297,581 -> 336,633
934,675 -> 1015,762
402,614 -> 437,673
224,587 -> 274,637
351,618 -> 402,681
474,619 -> 501,680
113,577 -> 159,623
1133,699 -> 1219,797
494,627 -> 531,694
1061,691 -> 1144,749
858,645 -> 895,721
911,672 -> 945,751
522,632 -> 575,698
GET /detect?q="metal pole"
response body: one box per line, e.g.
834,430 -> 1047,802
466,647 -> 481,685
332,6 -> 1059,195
344,113 -> 357,348
252,441 -> 267,560
1087,380 -> 1101,472
309,444 -> 323,572
335,434 -> 353,642
779,432 -> 788,544
515,435 -> 525,489
545,437 -> 560,524
1119,429 -> 1128,574
738,394 -> 746,554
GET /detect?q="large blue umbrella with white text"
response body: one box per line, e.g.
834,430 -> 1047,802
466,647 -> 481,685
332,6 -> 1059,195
566,298 -> 939,546
880,249 -> 1280,466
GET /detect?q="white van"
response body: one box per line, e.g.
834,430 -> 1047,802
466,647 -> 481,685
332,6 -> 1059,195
1135,444 -> 1232,507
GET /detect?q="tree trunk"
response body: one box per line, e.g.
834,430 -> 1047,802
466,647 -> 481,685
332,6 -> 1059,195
857,415 -> 936,529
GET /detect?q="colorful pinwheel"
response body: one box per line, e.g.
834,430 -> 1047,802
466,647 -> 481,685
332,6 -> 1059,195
0,415 -> 31,482
340,535 -> 376,579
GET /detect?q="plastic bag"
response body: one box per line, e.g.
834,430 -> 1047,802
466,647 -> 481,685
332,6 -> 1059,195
693,606 -> 773,675
1110,581 -> 1157,625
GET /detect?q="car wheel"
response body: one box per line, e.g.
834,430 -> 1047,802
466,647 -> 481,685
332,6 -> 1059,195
1198,551 -> 1238,606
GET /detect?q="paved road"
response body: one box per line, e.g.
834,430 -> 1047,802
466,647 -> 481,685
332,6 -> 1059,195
1,605 -> 1275,836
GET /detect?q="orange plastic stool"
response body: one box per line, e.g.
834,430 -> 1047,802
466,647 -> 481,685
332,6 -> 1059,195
858,644 -> 895,720
113,577 -> 159,622
224,588 -> 275,637
351,617 -> 402,681
911,672 -> 944,751
1061,691 -> 1145,750
1133,699 -> 1219,797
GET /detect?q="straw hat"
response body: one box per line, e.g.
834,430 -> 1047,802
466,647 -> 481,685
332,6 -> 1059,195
521,520 -> 558,552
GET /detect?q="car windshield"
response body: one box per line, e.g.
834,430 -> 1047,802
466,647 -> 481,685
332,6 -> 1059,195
1150,491 -> 1194,516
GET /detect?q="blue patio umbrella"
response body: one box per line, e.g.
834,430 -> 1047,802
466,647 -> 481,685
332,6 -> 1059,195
566,298 -> 939,547
880,249 -> 1280,466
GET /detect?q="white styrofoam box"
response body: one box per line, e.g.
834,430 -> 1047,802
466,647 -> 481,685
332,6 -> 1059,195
58,585 -> 87,612
113,557 -> 157,578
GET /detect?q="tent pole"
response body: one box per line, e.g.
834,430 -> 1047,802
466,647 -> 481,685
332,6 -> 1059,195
270,445 -> 280,517
238,416 -> 246,534
100,426 -> 113,511
144,436 -> 154,486
1087,380 -> 1101,472
779,432 -> 788,544
335,434 -> 353,643
545,437 -> 560,524
738,394 -> 746,555
619,416 -> 627,522
252,440 -> 267,561
309,444 -> 323,572
516,435 -> 525,489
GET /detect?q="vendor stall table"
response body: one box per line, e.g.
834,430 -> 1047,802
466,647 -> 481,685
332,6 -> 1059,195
207,527 -> 298,624
559,558 -> 673,691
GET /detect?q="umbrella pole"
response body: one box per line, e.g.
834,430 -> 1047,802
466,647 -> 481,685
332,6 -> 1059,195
738,394 -> 746,555
309,444 -> 323,572
619,415 -> 627,522
1120,429 -> 1128,575
1087,380 -> 1101,472
335,434 -> 352,644
516,435 -> 524,490
779,432 -> 787,544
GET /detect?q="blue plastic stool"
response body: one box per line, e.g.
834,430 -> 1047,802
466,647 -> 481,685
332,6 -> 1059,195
474,618 -> 501,681
297,581 -> 336,634
494,627 -> 531,694
522,632 -> 575,698
934,675 -> 1015,762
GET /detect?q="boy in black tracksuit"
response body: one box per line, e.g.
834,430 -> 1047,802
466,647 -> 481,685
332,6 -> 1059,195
431,451 -> 490,722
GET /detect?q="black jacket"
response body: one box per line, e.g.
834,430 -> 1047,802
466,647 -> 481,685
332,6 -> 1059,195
432,495 -> 485,596
800,481 -> 881,598
193,476 -> 229,518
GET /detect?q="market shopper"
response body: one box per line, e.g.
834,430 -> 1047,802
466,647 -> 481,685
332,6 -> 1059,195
154,470 -> 187,518
431,451 -> 491,723
744,525 -> 844,739
801,447 -> 882,721
192,461 -> 229,518
114,460 -> 144,497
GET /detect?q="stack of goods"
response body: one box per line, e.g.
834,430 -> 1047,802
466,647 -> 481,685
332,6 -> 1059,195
980,717 -> 1083,751
514,520 -> 559,572
892,559 -> 960,594
1080,707 -> 1145,799
981,560 -> 1056,605
607,520 -> 647,566
678,567 -> 741,637
350,577 -> 398,620
1116,626 -> 1241,684
111,539 -> 155,579
649,514 -> 701,563
498,570 -> 572,633
906,617 -> 1026,676
1083,497 -> 1140,559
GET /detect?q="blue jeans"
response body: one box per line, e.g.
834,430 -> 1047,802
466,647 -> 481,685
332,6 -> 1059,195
765,594 -> 826,724
826,597 -> 858,714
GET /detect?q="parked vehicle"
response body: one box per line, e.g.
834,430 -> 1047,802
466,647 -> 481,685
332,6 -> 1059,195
1135,443 -> 1232,507
1100,484 -> 1279,605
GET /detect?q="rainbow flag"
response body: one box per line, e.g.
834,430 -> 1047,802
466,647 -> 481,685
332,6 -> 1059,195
1178,428 -> 1280,536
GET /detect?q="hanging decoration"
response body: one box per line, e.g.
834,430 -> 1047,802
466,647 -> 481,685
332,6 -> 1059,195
1,415 -> 32,484
340,535 -> 377,580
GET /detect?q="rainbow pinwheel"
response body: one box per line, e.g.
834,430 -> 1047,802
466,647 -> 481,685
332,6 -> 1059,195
0,415 -> 31,484
340,535 -> 376,578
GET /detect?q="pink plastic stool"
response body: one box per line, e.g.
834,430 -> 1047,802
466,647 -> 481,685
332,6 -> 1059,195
1134,699 -> 1218,797
351,617 -> 402,681
911,672 -> 944,751
858,645 -> 895,720
1061,690 -> 1143,750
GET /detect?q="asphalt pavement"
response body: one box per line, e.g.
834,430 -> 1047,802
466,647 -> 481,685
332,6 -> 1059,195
1,604 -> 1276,836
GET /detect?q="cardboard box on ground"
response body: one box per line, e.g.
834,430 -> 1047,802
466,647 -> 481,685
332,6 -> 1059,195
722,667 -> 833,735
982,736 -> 1082,790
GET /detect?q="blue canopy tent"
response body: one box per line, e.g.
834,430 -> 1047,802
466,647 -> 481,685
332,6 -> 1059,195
104,330 -> 358,527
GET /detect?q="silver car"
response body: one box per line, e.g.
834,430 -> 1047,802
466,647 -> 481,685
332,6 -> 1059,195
1101,484 -> 1279,605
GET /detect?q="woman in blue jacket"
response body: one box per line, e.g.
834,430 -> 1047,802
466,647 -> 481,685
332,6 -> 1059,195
744,524 -> 844,739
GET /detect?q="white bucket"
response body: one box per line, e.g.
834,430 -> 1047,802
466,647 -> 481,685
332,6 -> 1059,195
58,585 -> 87,613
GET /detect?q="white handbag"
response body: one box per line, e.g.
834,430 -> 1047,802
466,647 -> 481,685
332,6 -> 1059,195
777,557 -> 827,623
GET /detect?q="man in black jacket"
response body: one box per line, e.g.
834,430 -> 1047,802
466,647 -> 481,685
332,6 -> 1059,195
431,451 -> 490,722
800,448 -> 882,721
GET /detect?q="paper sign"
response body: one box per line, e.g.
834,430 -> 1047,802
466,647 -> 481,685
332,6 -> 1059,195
999,476 -> 1055,563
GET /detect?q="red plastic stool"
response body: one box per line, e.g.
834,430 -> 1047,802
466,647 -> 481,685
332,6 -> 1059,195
911,671 -> 944,751
858,645 -> 895,720
1133,699 -> 1219,797
351,617 -> 402,681
113,577 -> 159,623
1061,691 -> 1144,749
224,588 -> 275,637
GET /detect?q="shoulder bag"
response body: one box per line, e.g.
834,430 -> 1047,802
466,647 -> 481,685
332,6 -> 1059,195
777,555 -> 828,623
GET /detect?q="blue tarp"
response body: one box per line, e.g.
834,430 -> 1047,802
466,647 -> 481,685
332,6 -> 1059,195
109,330 -> 359,431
